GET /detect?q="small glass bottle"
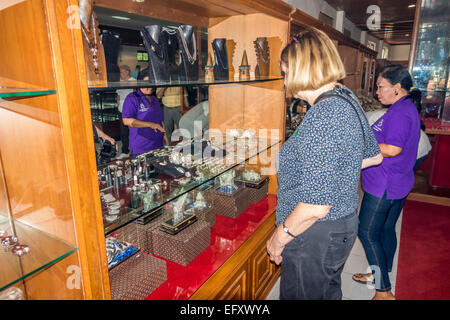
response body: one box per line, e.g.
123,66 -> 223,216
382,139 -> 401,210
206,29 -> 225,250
130,186 -> 140,209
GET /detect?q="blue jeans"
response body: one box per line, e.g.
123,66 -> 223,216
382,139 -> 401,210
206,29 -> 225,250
358,191 -> 403,292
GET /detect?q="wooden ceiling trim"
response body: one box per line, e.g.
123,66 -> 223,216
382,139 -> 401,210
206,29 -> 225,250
94,0 -> 210,28
94,0 -> 292,28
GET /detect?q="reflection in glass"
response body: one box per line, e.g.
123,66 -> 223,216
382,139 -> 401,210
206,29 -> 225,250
411,0 -> 449,120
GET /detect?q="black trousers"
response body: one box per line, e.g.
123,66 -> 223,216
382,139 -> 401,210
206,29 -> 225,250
119,112 -> 129,154
280,211 -> 358,300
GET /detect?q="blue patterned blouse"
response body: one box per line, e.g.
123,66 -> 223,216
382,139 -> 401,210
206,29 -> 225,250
276,86 -> 380,224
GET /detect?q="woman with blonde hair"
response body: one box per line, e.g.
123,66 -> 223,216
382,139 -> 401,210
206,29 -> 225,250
266,28 -> 382,300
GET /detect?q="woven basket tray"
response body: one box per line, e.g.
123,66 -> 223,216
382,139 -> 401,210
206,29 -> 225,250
109,252 -> 167,300
113,213 -> 167,254
151,220 -> 211,266
210,185 -> 249,219
239,176 -> 269,204
193,206 -> 216,227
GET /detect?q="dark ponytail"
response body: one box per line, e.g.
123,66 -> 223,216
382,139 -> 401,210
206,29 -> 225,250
408,88 -> 422,115
408,88 -> 426,131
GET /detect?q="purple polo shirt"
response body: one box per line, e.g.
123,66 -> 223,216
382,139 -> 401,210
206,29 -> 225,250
362,96 -> 420,199
122,90 -> 164,155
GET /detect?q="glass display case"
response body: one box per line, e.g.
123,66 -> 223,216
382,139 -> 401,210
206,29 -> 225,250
87,7 -> 285,299
1,0 -> 291,300
411,0 -> 450,122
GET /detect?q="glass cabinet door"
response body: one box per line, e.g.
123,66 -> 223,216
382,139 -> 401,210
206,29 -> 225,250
411,0 -> 450,121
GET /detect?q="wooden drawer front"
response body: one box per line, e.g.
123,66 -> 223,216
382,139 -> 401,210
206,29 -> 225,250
250,235 -> 281,299
214,263 -> 250,300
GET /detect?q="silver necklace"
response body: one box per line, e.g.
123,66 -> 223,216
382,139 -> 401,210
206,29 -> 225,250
81,14 -> 99,75
178,26 -> 197,64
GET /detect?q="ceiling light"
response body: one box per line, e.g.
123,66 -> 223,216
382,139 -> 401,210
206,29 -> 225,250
405,34 -> 410,36
111,16 -> 131,20
408,4 -> 416,8
133,0 -> 145,2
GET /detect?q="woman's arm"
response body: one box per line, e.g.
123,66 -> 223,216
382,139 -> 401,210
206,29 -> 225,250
122,117 -> 165,132
379,143 -> 402,158
266,202 -> 331,265
362,152 -> 383,169
94,125 -> 117,150
95,125 -> 115,144
162,122 -> 170,145
156,87 -> 167,100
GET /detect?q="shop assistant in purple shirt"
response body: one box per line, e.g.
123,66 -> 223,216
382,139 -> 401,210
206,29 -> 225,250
362,96 -> 420,199
122,89 -> 164,155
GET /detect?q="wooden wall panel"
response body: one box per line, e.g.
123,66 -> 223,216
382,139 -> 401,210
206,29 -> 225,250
0,0 -> 55,89
338,45 -> 358,75
0,105 -> 76,244
214,264 -> 250,300
24,252 -> 83,300
208,13 -> 287,136
209,84 -> 245,132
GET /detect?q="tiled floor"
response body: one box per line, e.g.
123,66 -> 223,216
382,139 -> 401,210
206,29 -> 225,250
265,210 -> 403,300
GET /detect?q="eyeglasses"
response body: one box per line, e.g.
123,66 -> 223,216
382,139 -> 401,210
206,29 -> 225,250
289,36 -> 299,44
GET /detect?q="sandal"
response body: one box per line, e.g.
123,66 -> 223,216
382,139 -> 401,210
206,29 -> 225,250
352,273 -> 375,285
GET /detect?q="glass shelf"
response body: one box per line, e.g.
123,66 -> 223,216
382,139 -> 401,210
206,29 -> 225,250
100,137 -> 280,235
0,87 -> 56,98
0,217 -> 77,292
88,76 -> 283,92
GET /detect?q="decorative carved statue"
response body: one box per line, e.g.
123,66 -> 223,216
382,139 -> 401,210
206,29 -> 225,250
253,37 -> 270,78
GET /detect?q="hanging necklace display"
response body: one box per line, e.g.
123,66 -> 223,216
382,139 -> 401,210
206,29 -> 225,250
239,50 -> 251,81
141,25 -> 171,83
79,1 -> 107,86
101,30 -> 121,82
212,38 -> 229,80
205,52 -> 214,81
253,37 -> 270,78
176,25 -> 198,81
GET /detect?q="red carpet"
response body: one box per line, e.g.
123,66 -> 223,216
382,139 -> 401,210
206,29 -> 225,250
396,200 -> 450,299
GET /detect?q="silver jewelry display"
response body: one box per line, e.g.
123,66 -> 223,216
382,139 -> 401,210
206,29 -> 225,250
1,235 -> 18,246
81,13 -> 100,75
11,245 -> 30,257
177,26 -> 197,64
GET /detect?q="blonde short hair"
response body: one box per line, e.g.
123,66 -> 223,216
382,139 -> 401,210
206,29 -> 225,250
281,28 -> 346,97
